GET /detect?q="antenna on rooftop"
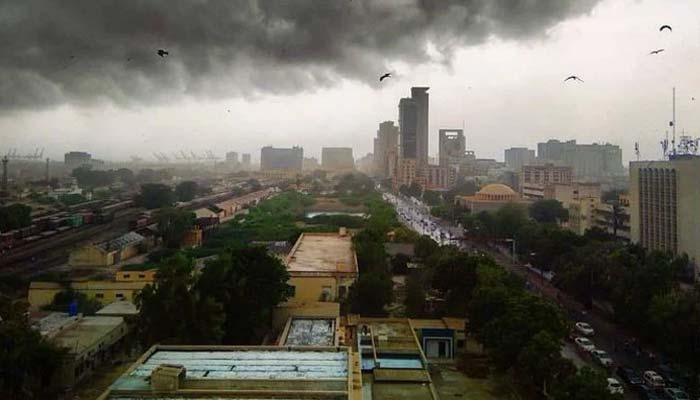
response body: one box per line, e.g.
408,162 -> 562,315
634,142 -> 640,161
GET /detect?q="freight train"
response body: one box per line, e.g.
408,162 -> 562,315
0,199 -> 134,253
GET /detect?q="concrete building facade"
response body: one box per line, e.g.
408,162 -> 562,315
630,156 -> 700,275
438,129 -> 466,167
504,147 -> 535,171
260,146 -> 303,172
322,147 -> 355,172
64,151 -> 92,170
373,121 -> 399,178
537,139 -> 624,180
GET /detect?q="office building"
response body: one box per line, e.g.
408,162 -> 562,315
64,151 -> 92,170
438,129 -> 466,167
393,158 -> 419,190
260,146 -> 303,172
302,156 -> 320,171
593,194 -> 631,241
398,87 -> 429,166
537,139 -> 624,180
321,147 -> 354,172
225,151 -> 238,163
521,163 -> 574,200
241,153 -> 251,169
504,147 -> 535,171
373,121 -> 399,178
630,155 -> 700,276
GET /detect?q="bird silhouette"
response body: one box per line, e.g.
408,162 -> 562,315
379,72 -> 391,82
564,75 -> 584,83
649,49 -> 665,55
157,49 -> 169,57
693,97 -> 696,101
659,25 -> 672,32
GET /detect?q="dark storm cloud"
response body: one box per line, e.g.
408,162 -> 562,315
0,0 -> 600,110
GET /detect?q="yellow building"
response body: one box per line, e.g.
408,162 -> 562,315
69,232 -> 145,268
454,183 -> 530,213
274,230 -> 358,328
115,268 -> 157,282
28,279 -> 150,309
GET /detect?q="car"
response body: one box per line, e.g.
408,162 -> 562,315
636,384 -> 663,400
590,349 -> 614,368
663,388 -> 690,400
574,337 -> 596,353
643,370 -> 665,390
607,378 -> 624,395
616,366 -> 643,387
656,365 -> 682,389
574,321 -> 595,336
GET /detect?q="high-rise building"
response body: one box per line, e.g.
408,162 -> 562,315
302,157 -> 320,172
225,151 -> 239,163
537,139 -> 624,180
629,155 -> 700,276
260,146 -> 303,172
438,129 -> 466,167
504,147 -> 535,171
64,151 -> 92,170
398,87 -> 429,166
241,153 -> 251,169
321,147 -> 354,172
372,121 -> 399,178
521,163 -> 574,200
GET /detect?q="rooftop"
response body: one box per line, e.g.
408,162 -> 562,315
50,316 -> 125,356
281,317 -> 338,346
100,345 -> 353,400
286,232 -> 358,275
96,231 -> 145,252
96,300 -> 138,317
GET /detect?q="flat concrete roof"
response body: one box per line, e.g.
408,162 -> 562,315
284,317 -> 336,346
96,300 -> 138,317
51,316 -> 125,356
286,233 -> 358,275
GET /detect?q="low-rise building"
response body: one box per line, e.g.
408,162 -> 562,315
69,231 -> 145,268
277,316 -> 342,347
98,345 -> 359,400
409,318 -> 467,360
454,183 -> 530,213
28,279 -> 150,309
592,194 -> 631,241
34,313 -> 128,389
567,197 -> 601,235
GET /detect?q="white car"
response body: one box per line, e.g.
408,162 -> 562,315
574,337 -> 596,353
590,349 -> 614,367
575,322 -> 595,336
607,378 -> 624,395
643,370 -> 665,390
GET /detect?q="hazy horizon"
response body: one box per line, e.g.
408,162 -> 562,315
2,0 -> 699,164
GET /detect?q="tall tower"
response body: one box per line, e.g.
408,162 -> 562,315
1,156 -> 8,196
411,87 -> 430,167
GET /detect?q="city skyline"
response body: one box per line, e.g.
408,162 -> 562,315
1,0 -> 700,163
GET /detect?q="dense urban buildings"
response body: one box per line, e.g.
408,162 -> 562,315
64,151 -> 92,169
225,151 -> 238,163
259,146 -> 303,173
537,139 -> 624,181
399,87 -> 429,167
504,147 -> 535,171
438,129 -> 466,167
321,147 -> 354,172
372,121 -> 399,178
630,155 -> 700,277
241,153 -> 251,169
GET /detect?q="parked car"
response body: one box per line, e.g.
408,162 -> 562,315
663,388 -> 689,400
616,366 -> 643,387
591,349 -> 614,368
636,384 -> 663,400
574,337 -> 596,353
575,321 -> 595,336
643,370 -> 665,390
607,378 -> 624,395
657,365 -> 682,389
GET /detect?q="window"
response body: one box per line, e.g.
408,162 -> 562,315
95,293 -> 104,299
115,293 -> 124,299
122,274 -> 130,279
288,286 -> 296,297
138,274 -> 146,279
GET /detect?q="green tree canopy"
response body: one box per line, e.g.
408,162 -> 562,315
155,207 -> 195,249
196,245 -> 291,344
552,367 -> 622,400
42,288 -> 102,315
137,183 -> 174,209
175,180 -> 198,202
0,203 -> 31,231
530,199 -> 569,224
348,271 -> 393,317
422,190 -> 442,207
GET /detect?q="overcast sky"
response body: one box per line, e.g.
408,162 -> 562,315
1,0 -> 699,164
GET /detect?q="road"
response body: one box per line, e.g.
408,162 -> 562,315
382,192 -> 660,400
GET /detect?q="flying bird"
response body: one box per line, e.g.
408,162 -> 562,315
659,25 -> 672,32
649,49 -> 665,55
379,72 -> 391,82
564,75 -> 584,83
692,97 -> 696,101
157,49 -> 169,57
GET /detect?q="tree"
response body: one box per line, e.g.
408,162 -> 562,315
517,331 -> 565,392
0,203 -> 31,231
404,273 -> 426,317
552,367 -> 622,400
136,254 -> 225,345
422,190 -> 442,207
431,250 -> 480,315
0,296 -> 66,399
195,245 -> 291,344
43,288 -> 102,315
137,183 -> 173,209
155,207 -> 195,248
530,199 -> 569,224
348,271 -> 393,316
415,235 -> 439,260
175,181 -> 198,202
390,253 -> 411,275
247,178 -> 262,191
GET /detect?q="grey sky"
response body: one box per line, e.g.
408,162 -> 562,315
1,0 -> 699,163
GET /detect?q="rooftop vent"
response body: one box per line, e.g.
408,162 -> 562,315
151,364 -> 186,392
